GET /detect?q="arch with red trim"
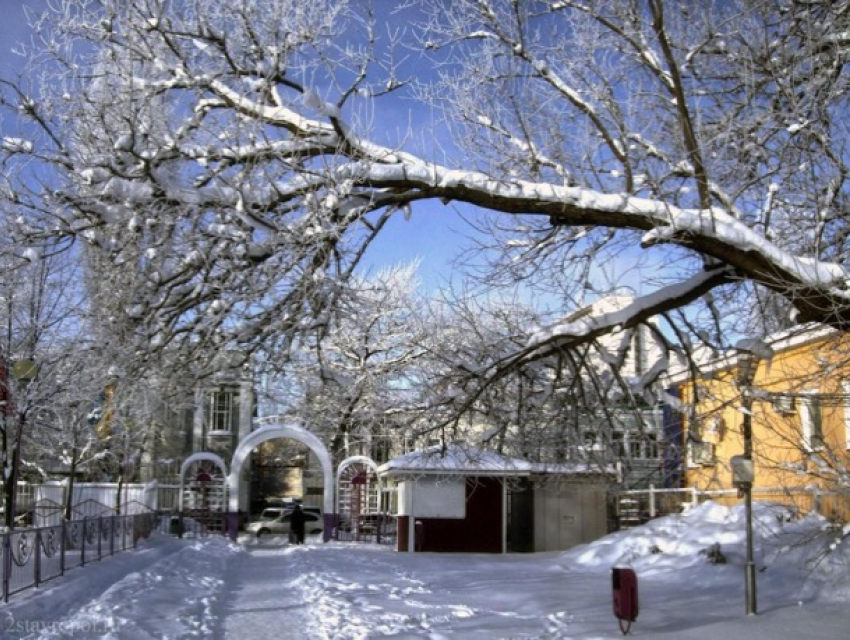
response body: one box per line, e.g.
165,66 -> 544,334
335,456 -> 384,540
178,452 -> 228,511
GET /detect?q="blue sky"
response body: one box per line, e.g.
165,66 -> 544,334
362,199 -> 471,290
0,1 -> 670,311
0,0 -> 475,293
0,1 -> 42,75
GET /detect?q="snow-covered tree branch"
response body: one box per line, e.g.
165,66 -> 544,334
259,263 -> 427,460
1,0 -> 848,385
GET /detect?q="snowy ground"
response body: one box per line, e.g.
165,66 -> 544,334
2,501 -> 848,639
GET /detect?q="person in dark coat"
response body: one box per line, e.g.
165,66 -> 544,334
290,505 -> 307,544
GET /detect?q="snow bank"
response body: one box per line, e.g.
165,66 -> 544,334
562,500 -> 849,585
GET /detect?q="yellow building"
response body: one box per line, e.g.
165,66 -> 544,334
674,326 -> 850,522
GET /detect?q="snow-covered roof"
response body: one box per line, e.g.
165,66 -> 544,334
663,322 -> 837,385
528,461 -> 616,476
377,444 -> 611,477
378,444 -> 532,477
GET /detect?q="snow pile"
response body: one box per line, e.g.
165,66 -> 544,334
566,501 -> 791,569
564,500 -> 850,607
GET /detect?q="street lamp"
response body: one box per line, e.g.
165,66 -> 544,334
735,347 -> 759,616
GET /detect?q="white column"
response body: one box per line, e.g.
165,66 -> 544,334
407,480 -> 416,553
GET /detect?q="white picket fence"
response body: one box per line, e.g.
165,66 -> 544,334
25,481 -> 158,527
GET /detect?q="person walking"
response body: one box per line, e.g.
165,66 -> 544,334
290,504 -> 307,544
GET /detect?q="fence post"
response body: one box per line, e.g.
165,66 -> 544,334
3,532 -> 10,603
60,520 -> 66,577
35,529 -> 42,588
648,485 -> 656,518
691,486 -> 699,509
80,519 -> 86,567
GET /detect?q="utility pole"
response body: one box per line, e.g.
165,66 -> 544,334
735,345 -> 760,616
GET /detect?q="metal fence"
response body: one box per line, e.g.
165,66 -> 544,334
332,514 -> 397,546
166,509 -> 233,536
615,485 -> 850,529
1,511 -> 160,603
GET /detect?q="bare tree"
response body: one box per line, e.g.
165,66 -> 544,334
0,0 -> 847,398
419,288 -> 666,487
412,288 -> 547,451
261,263 -> 427,461
26,372 -> 107,521
0,221 -> 156,523
0,241 -> 105,525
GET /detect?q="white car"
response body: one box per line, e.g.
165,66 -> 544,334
246,507 -> 323,538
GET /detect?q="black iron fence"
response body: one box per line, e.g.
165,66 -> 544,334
1,512 -> 160,603
332,513 -> 397,546
2,507 -> 395,604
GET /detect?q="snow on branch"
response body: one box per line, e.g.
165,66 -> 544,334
526,268 -> 732,353
437,268 -> 733,422
335,156 -> 850,326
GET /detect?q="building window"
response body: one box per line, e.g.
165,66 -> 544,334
209,388 -> 237,433
371,437 -> 391,464
690,441 -> 716,466
772,395 -> 796,415
645,433 -> 659,459
612,432 -> 626,457
624,432 -> 659,460
800,392 -> 824,451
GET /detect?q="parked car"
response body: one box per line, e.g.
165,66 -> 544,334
246,507 -> 324,538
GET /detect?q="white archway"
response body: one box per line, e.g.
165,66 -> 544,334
178,452 -> 228,511
228,422 -> 335,541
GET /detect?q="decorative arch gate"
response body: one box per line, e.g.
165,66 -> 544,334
228,422 -> 335,541
335,456 -> 389,542
179,423 -> 392,544
178,452 -> 229,511
177,452 -> 229,533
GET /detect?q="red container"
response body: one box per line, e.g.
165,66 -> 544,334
612,566 -> 639,634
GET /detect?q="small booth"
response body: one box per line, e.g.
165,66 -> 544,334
378,444 -> 612,554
